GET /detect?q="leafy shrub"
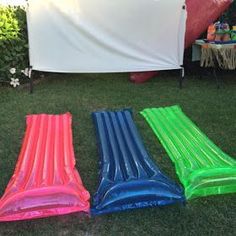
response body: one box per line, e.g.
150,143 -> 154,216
227,0 -> 236,26
0,5 -> 29,85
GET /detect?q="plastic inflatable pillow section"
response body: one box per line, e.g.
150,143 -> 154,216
141,105 -> 236,199
0,113 -> 90,222
91,109 -> 184,215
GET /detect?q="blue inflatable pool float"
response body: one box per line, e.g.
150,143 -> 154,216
92,109 -> 185,215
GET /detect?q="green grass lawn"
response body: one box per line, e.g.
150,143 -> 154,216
0,73 -> 235,236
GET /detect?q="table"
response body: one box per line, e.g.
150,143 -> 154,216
192,40 -> 236,88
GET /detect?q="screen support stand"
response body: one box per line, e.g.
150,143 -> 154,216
29,66 -> 33,94
179,66 -> 185,89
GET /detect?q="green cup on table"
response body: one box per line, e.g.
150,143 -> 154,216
231,30 -> 236,41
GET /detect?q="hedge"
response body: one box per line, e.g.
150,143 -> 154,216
222,0 -> 236,25
0,5 -> 29,85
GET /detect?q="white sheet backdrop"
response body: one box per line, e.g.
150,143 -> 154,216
27,0 -> 186,73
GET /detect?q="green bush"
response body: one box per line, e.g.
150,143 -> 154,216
222,0 -> 236,26
0,5 -> 29,85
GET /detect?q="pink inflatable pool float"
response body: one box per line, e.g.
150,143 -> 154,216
0,113 -> 90,222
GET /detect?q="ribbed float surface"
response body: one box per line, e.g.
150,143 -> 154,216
141,106 -> 236,199
0,113 -> 90,222
92,109 -> 184,215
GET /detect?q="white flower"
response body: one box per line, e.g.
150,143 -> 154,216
21,68 -> 29,77
10,78 -> 20,88
9,68 -> 16,75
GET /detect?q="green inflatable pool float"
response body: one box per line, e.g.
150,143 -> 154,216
141,105 -> 236,200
